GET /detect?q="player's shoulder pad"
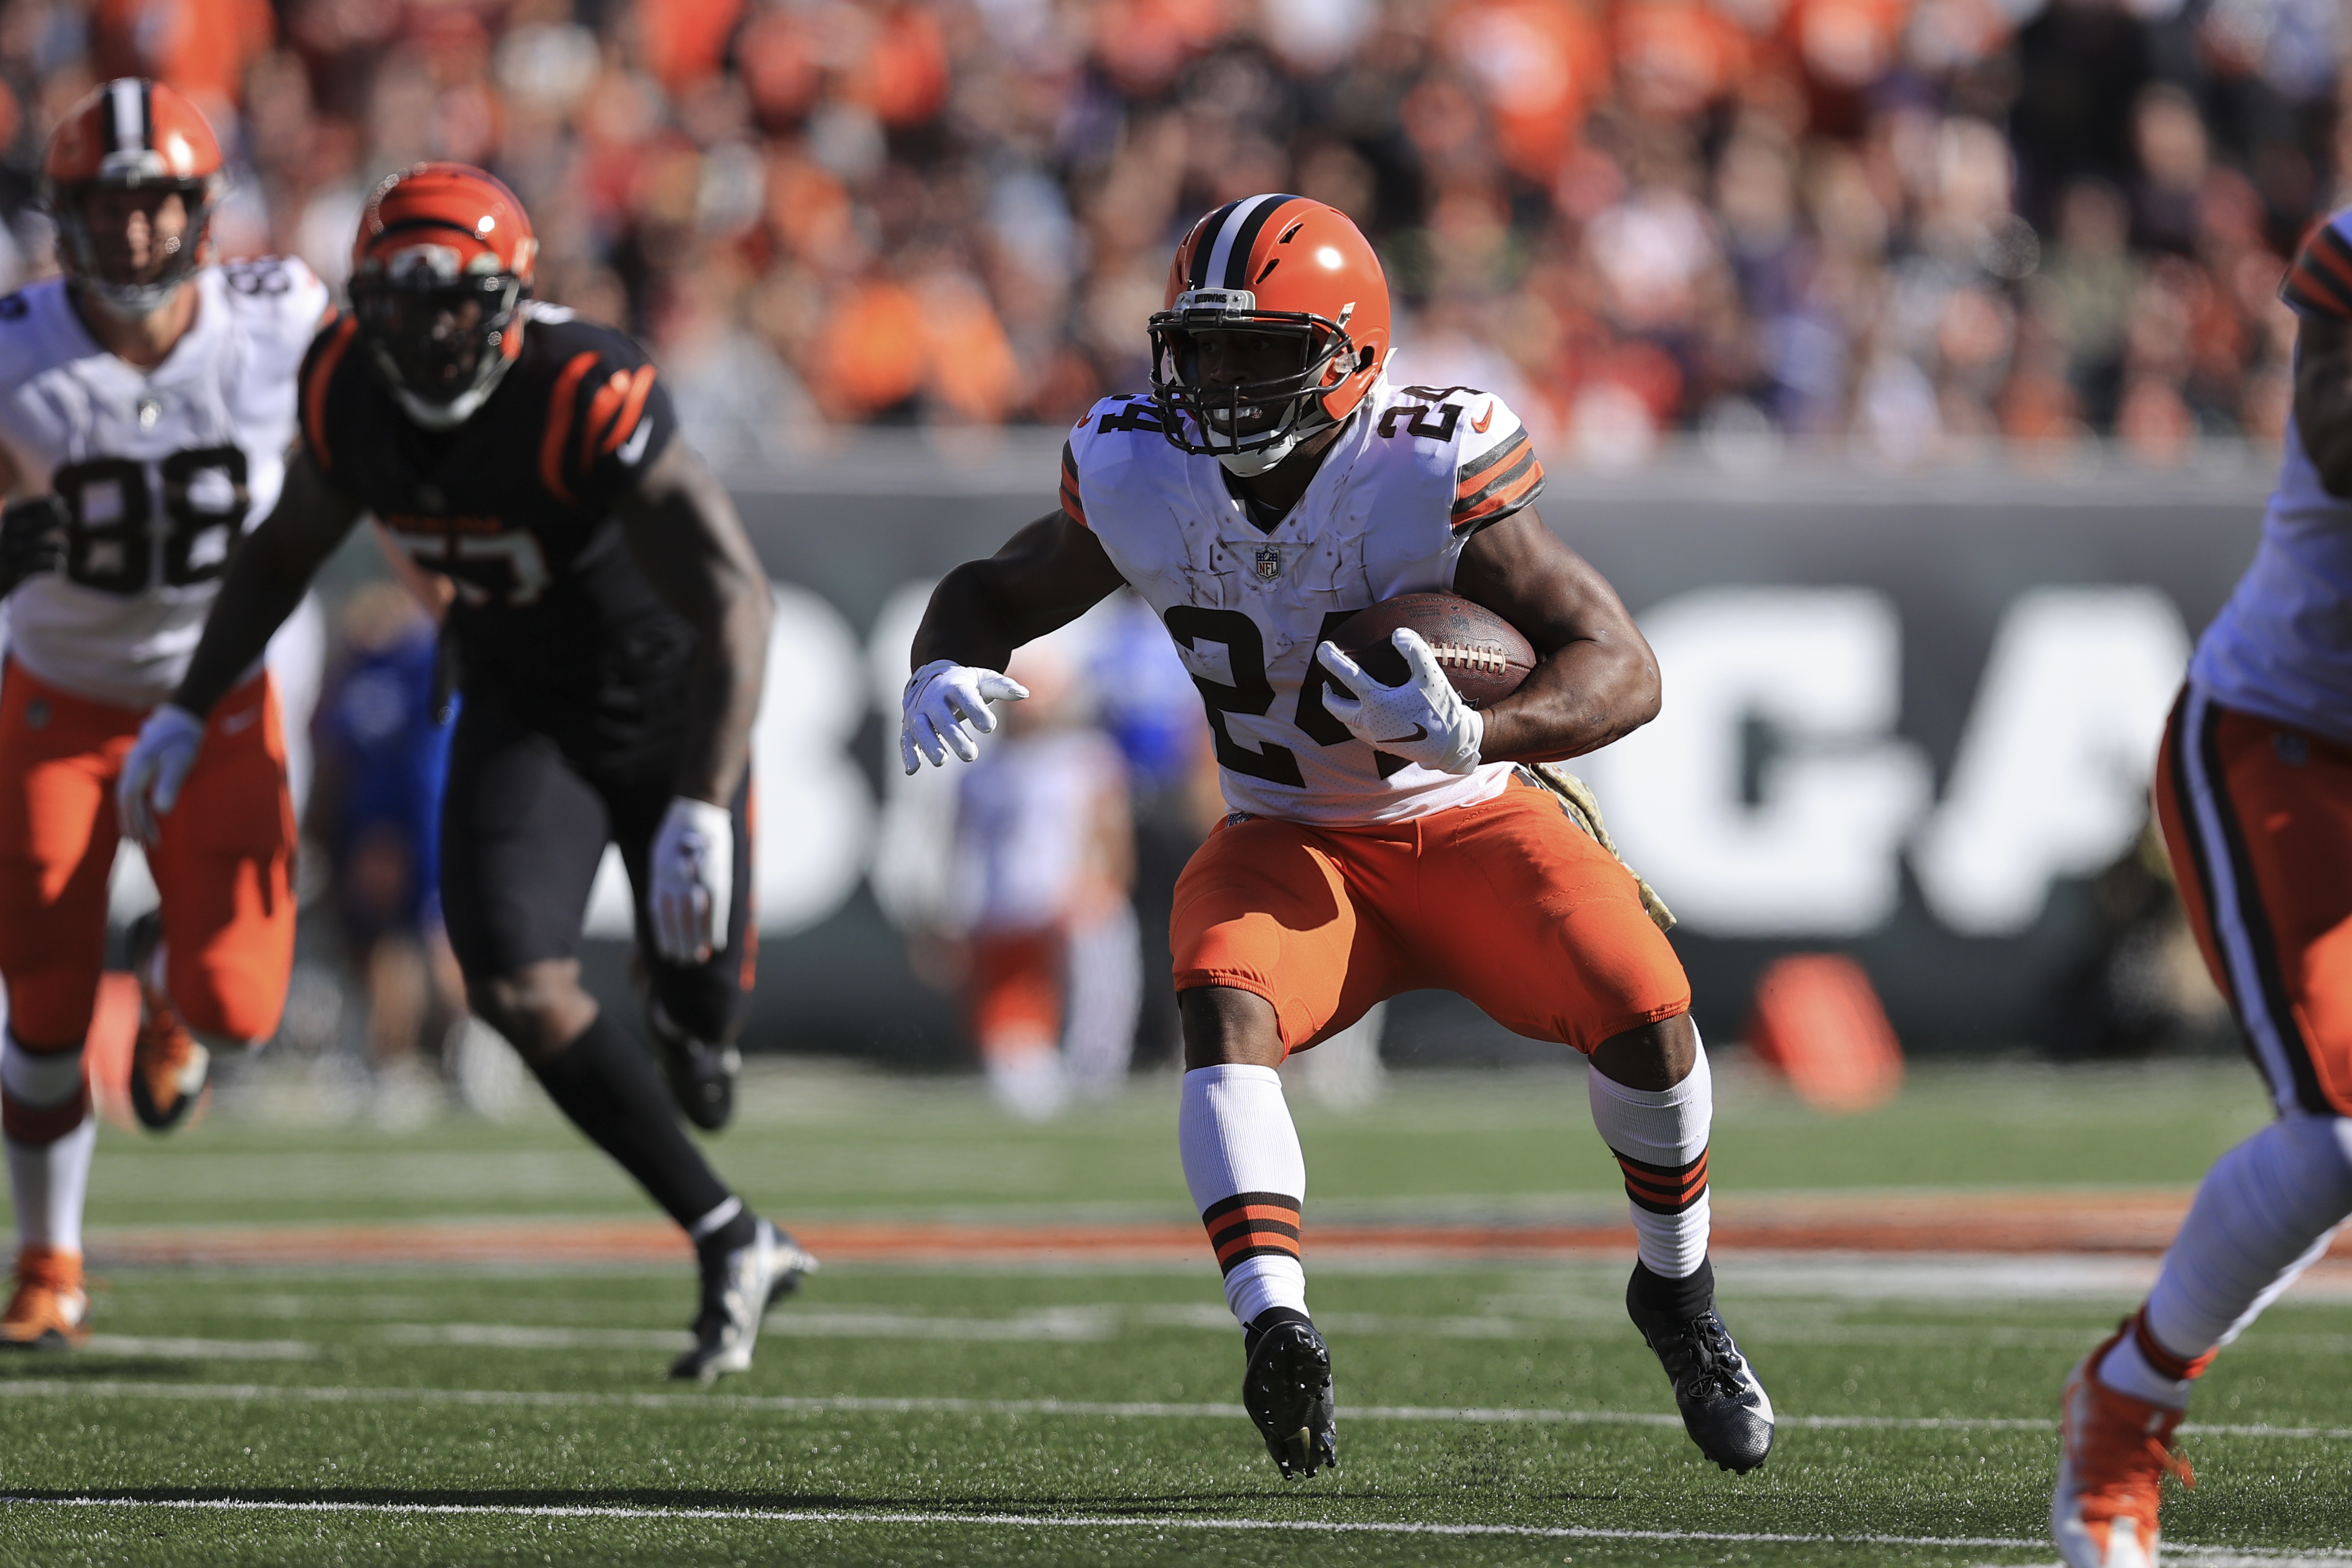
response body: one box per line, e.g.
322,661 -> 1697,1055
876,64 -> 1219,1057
1376,383 -> 1545,534
215,256 -> 333,349
2281,210 -> 2352,321
525,311 -> 667,504
1061,394 -> 1170,528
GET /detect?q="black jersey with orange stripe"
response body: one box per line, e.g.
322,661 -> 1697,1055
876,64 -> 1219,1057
298,303 -> 688,768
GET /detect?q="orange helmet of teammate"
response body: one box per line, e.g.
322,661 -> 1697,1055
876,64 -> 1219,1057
1149,195 -> 1393,475
347,162 -> 538,430
43,78 -> 224,319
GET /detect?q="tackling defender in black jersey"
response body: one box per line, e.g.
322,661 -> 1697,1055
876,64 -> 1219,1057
117,163 -> 809,1381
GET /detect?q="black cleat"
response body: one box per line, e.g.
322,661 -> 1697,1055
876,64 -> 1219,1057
1241,1309 -> 1338,1479
669,1218 -> 815,1382
647,999 -> 739,1132
1626,1262 -> 1775,1473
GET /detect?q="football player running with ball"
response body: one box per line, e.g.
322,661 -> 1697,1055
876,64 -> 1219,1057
2049,211 -> 2352,1566
0,82 -> 320,1349
902,196 -> 1773,1479
119,164 -> 812,1380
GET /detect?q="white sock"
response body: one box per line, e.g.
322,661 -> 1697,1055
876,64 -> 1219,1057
984,1039 -> 1071,1122
1180,1063 -> 1308,1328
1587,1035 -> 1713,1280
2,1032 -> 96,1255
2099,1113 -> 2352,1409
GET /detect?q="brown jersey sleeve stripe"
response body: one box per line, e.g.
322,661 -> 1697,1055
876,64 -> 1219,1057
301,315 -> 359,473
1453,456 -> 1545,530
540,351 -> 601,504
1456,427 -> 1531,486
1454,440 -> 1537,508
1059,441 -> 1086,527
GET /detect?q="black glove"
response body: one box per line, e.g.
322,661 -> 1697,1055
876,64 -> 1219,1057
0,495 -> 67,597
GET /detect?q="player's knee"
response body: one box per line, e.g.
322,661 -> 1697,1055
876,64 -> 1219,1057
2,973 -> 97,1052
0,1035 -> 87,1142
1589,1012 -> 1700,1092
1179,985 -> 1286,1070
467,962 -> 596,1062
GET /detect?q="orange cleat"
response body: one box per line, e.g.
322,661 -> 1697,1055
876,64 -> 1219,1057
0,1245 -> 89,1349
2054,1326 -> 2196,1568
126,913 -> 208,1132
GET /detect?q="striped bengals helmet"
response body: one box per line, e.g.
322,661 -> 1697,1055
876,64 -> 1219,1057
1149,195 -> 1392,475
348,163 -> 538,430
43,79 -> 224,318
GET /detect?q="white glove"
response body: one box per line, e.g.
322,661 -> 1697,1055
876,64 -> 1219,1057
649,797 -> 733,965
1315,628 -> 1486,776
900,658 -> 1030,773
118,704 -> 206,844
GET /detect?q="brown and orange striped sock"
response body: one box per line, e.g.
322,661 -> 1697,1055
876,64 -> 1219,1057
1180,1065 -> 1310,1328
1588,1040 -> 1714,1282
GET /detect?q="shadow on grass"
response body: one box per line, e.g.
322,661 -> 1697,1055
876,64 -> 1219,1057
0,1357 -> 219,1382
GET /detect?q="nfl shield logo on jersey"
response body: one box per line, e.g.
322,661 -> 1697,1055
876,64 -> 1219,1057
1254,544 -> 1284,582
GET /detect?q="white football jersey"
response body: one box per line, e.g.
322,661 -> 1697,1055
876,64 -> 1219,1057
1063,375 -> 1547,824
0,258 -> 328,709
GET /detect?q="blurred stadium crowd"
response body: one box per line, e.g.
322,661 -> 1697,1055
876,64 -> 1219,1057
0,0 -> 2334,468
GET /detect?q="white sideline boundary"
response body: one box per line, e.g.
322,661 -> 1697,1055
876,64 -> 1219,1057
4,1495 -> 2346,1563
3,1377 -> 2350,1442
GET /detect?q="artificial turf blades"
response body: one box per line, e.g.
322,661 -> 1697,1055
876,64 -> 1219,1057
4,1057 -> 2346,1567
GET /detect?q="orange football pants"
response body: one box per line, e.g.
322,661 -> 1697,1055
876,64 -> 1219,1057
2156,684 -> 2352,1117
0,660 -> 295,1051
967,928 -> 1063,1054
1171,776 -> 1690,1055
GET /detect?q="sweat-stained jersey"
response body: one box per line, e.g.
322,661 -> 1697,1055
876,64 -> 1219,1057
1062,375 -> 1546,824
2191,211 -> 2352,745
299,303 -> 687,772
0,258 -> 328,708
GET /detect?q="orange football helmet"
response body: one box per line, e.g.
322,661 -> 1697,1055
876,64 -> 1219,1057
1149,196 -> 1393,474
43,79 -> 224,318
347,162 -> 539,429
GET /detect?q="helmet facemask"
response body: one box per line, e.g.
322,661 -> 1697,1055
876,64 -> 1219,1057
350,249 -> 527,430
1149,289 -> 1365,476
54,177 -> 215,320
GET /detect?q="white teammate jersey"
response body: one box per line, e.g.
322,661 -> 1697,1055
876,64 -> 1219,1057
0,258 -> 328,709
1062,374 -> 1547,824
2190,209 -> 2352,743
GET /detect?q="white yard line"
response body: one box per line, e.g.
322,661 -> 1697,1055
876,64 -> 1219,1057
2,1494 -> 2344,1563
2,1377 -> 2347,1442
83,1336 -> 317,1361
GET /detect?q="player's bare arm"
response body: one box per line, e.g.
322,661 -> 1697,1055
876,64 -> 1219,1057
169,449 -> 363,719
2293,316 -> 2352,497
613,439 -> 772,807
911,509 -> 1128,673
1451,506 -> 1662,764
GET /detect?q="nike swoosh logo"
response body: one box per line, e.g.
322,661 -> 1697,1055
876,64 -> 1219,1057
1376,725 -> 1429,745
219,708 -> 261,735
1472,402 -> 1494,434
616,414 -> 654,466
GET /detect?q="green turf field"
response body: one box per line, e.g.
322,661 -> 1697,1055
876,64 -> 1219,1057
5,1057 -> 2347,1568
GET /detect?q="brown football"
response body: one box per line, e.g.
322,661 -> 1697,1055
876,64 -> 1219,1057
1329,592 -> 1537,711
